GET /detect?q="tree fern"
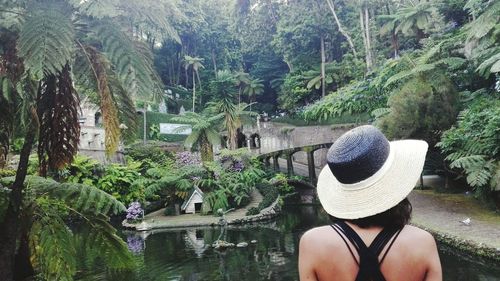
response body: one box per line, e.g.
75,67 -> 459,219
466,0 -> 500,41
18,8 -> 75,80
0,176 -> 132,279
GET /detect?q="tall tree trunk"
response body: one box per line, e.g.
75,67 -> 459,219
200,134 -> 214,163
238,87 -> 242,105
320,36 -> 326,98
211,49 -> 218,77
176,54 -> 181,85
364,7 -> 374,68
0,116 -> 37,281
391,32 -> 400,58
192,70 -> 196,112
196,71 -> 202,106
359,8 -> 372,72
14,224 -> 34,280
325,0 -> 358,58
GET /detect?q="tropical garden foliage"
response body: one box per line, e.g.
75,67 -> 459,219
1,0 -> 500,279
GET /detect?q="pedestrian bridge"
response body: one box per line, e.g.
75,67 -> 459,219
257,142 -> 333,184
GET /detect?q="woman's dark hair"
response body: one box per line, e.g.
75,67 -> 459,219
329,198 -> 412,229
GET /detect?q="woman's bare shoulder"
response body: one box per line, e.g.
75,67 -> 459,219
401,225 -> 435,241
398,225 -> 438,252
300,226 -> 345,250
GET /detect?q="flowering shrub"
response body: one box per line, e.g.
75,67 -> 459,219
230,160 -> 244,172
126,202 -> 144,222
175,151 -> 201,166
219,156 -> 245,172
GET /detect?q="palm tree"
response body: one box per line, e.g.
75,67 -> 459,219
184,55 -> 205,112
0,0 -> 180,279
233,71 -> 251,105
172,112 -> 223,163
209,69 -> 237,102
243,78 -> 264,110
208,99 -> 257,150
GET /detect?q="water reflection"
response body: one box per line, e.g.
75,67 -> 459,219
78,206 -> 500,281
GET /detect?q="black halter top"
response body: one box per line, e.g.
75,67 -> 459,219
330,221 -> 402,281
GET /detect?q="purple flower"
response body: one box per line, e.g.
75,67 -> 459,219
230,160 -> 245,172
127,235 -> 144,254
126,202 -> 143,221
175,151 -> 201,166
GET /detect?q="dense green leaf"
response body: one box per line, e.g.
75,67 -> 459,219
17,9 -> 75,80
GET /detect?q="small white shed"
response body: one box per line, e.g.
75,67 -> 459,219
181,187 -> 204,214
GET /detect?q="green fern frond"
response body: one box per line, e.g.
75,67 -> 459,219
371,107 -> 391,118
466,163 -> 494,187
94,22 -> 162,99
466,1 -> 500,41
119,0 -> 182,43
0,176 -> 126,215
0,7 -> 24,31
384,63 -> 436,87
477,51 -> 500,75
30,217 -> 77,281
78,214 -> 135,269
436,57 -> 467,70
449,154 -> 486,169
17,9 -> 75,80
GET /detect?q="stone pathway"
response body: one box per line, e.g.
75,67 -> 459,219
409,191 -> 500,249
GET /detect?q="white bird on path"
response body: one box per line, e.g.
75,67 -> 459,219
460,218 -> 471,226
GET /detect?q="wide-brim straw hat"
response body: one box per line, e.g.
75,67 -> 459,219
317,125 -> 428,219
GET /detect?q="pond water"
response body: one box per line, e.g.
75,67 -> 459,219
78,206 -> 500,281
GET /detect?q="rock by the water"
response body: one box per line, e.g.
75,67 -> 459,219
212,240 -> 235,249
237,242 -> 248,248
250,240 -> 257,244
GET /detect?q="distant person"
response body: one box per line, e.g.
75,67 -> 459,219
299,125 -> 442,281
